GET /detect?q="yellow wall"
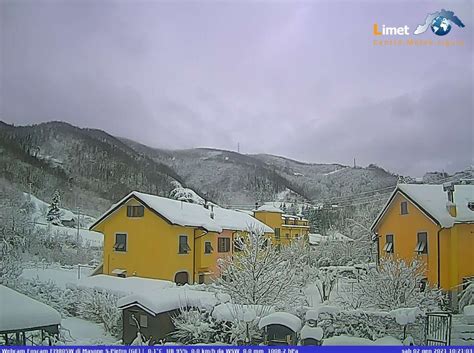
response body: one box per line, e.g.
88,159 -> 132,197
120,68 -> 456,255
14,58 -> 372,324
92,198 -> 218,284
441,223 -> 474,290
375,192 -> 474,292
254,210 -> 309,246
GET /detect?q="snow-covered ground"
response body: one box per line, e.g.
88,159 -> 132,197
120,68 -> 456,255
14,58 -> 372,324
61,317 -> 117,345
21,264 -> 95,288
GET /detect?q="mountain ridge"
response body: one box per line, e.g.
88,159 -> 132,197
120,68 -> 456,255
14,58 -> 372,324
2,120 -> 467,217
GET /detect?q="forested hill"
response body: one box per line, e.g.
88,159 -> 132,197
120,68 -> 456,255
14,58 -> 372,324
0,121 -> 180,215
5,120 -> 466,218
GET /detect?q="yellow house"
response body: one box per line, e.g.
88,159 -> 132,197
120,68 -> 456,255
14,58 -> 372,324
253,204 -> 310,246
371,183 -> 474,303
90,191 -> 222,284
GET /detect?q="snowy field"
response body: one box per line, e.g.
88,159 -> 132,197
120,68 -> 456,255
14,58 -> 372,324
21,264 -> 95,288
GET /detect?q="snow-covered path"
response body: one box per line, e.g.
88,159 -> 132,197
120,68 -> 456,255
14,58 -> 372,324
61,317 -> 117,345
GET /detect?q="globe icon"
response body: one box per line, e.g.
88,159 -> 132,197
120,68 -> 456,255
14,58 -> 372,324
430,15 -> 452,36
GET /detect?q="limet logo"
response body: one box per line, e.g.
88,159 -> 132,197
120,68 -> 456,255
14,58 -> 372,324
414,9 -> 465,36
373,9 -> 465,37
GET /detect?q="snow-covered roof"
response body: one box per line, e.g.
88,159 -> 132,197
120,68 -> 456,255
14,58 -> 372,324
90,191 -> 222,233
258,312 -> 302,332
212,303 -> 275,322
300,325 -> 323,340
372,184 -> 474,230
308,232 -> 353,245
69,274 -> 175,296
0,285 -> 61,332
213,207 -> 274,233
255,204 -> 283,213
117,287 -> 217,315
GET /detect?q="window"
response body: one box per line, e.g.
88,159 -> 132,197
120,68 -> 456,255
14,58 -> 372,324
383,234 -> 393,253
114,233 -> 127,252
204,241 -> 213,254
179,235 -> 191,254
274,228 -> 281,240
401,201 -> 408,215
416,232 -> 428,254
127,205 -> 144,217
218,237 -> 231,252
286,233 -> 290,239
140,314 -> 148,328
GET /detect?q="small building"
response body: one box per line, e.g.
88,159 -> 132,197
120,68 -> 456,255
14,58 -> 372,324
0,285 -> 61,345
117,287 -> 217,344
258,312 -> 302,345
253,205 -> 310,246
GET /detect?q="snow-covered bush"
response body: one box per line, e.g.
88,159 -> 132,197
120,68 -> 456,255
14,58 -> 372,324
170,308 -> 226,344
311,238 -> 363,267
12,277 -> 77,316
76,287 -> 122,336
0,244 -> 23,285
459,282 -> 474,310
224,319 -> 262,345
169,182 -> 204,204
0,197 -> 30,284
216,228 -> 303,312
344,258 -> 442,311
29,226 -> 100,266
317,309 -> 425,344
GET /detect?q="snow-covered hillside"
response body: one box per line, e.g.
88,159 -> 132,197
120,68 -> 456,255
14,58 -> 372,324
23,192 -> 103,247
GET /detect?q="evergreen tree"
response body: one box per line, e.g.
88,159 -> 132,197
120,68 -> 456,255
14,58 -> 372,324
47,190 -> 61,225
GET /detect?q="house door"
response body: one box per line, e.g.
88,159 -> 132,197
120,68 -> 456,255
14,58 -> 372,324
426,312 -> 452,346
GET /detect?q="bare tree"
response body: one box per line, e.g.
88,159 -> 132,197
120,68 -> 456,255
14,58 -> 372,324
216,227 -> 301,311
346,258 -> 442,311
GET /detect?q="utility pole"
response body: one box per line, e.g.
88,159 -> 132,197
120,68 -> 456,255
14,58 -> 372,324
76,207 -> 81,254
237,142 -> 240,153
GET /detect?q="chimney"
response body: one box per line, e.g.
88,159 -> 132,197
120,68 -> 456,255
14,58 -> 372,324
210,204 -> 214,219
443,182 -> 457,217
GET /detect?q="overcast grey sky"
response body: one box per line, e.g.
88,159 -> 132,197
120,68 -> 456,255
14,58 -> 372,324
1,0 -> 472,176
